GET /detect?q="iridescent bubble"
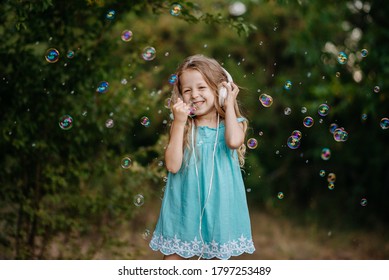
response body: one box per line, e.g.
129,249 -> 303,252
96,81 -> 109,94
142,46 -> 156,61
333,128 -> 348,142
106,9 -> 116,20
164,98 -> 172,109
140,116 -> 151,127
168,74 -> 178,85
121,30 -> 133,42
291,130 -> 302,140
337,51 -> 348,64
247,138 -> 258,149
66,50 -> 75,59
258,131 -> 264,136
142,229 -> 151,240
170,3 -> 182,16
361,49 -> 368,57
328,182 -> 335,190
327,173 -> 336,183
105,119 -> 114,128
319,170 -> 326,177
133,194 -> 144,207
284,80 -> 292,90
58,115 -> 73,130
287,136 -> 300,149
373,86 -> 380,93
380,118 -> 389,129
45,48 -> 60,63
284,107 -> 292,115
318,104 -> 330,117
121,157 -> 132,169
277,192 -> 284,199
361,113 -> 367,121
259,94 -> 273,107
321,148 -> 331,160
303,116 -> 314,128
329,123 -> 338,134
360,198 -> 368,207
336,72 -> 341,78
301,107 -> 307,114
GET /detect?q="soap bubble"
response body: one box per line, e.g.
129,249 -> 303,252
301,107 -> 307,114
337,51 -> 348,64
284,107 -> 292,115
140,116 -> 151,127
360,198 -> 368,206
247,138 -> 258,149
66,50 -> 75,59
303,116 -> 314,128
168,74 -> 178,85
106,10 -> 116,20
284,80 -> 292,90
259,94 -> 273,107
329,123 -> 338,134
121,30 -> 133,42
277,192 -> 284,199
318,104 -> 330,117
287,136 -> 300,149
45,48 -> 60,63
170,3 -> 182,16
321,148 -> 331,160
105,119 -> 114,128
327,172 -> 336,183
380,118 -> 389,129
133,194 -> 144,207
361,49 -> 368,57
319,170 -> 326,177
96,81 -> 109,94
291,130 -> 302,140
121,157 -> 132,169
328,182 -> 335,190
373,86 -> 380,93
142,46 -> 156,61
58,115 -> 73,130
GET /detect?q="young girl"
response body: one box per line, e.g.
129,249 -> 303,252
149,54 -> 255,260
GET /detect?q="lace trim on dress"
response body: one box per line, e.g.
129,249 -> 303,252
149,232 -> 255,260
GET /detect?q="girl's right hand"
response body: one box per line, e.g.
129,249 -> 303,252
172,98 -> 191,123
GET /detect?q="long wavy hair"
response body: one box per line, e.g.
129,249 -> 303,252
170,54 -> 248,166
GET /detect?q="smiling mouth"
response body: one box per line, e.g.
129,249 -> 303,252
192,101 -> 204,109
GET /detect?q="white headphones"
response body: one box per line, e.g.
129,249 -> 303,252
218,68 -> 233,107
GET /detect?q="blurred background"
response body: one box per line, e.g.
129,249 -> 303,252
1,0 -> 388,259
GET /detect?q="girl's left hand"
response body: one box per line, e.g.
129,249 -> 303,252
222,81 -> 239,109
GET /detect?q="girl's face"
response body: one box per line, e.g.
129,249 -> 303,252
180,69 -> 217,118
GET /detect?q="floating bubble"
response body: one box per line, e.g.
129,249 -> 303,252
247,138 -> 258,149
45,48 -> 60,63
318,104 -> 330,117
360,198 -> 368,207
284,80 -> 292,90
66,50 -> 75,59
259,94 -> 273,107
105,119 -> 114,128
327,173 -> 336,183
277,192 -> 284,199
142,229 -> 151,240
303,116 -> 314,128
284,107 -> 292,115
170,3 -> 182,16
96,81 -> 109,94
301,107 -> 307,114
319,170 -> 326,177
361,113 -> 367,121
258,131 -> 264,136
121,157 -> 132,169
121,30 -> 133,42
142,46 -> 156,61
373,86 -> 380,93
321,148 -> 331,160
337,51 -> 348,64
287,136 -> 300,149
291,130 -> 302,140
168,74 -> 178,85
333,128 -> 348,142
336,72 -> 341,78
328,182 -> 335,190
380,118 -> 389,129
59,115 -> 73,130
164,98 -> 172,109
361,49 -> 368,57
106,9 -> 116,20
134,194 -> 144,207
329,123 -> 338,134
229,1 -> 247,16
140,116 -> 151,127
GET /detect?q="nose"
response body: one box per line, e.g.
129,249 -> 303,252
191,89 -> 200,99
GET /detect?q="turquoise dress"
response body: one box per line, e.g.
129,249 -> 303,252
149,118 -> 255,259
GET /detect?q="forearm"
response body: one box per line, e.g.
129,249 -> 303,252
224,107 -> 244,149
165,120 -> 186,173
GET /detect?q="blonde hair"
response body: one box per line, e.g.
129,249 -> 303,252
170,54 -> 248,166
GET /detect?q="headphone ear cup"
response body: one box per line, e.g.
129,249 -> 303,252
218,86 -> 227,107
